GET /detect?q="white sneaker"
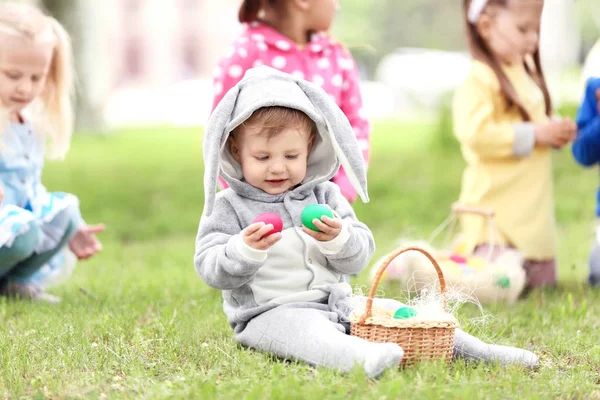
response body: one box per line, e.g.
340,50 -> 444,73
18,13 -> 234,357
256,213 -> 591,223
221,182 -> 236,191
0,280 -> 61,304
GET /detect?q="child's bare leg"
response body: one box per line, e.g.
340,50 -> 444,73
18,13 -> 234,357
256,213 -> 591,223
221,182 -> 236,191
523,258 -> 556,289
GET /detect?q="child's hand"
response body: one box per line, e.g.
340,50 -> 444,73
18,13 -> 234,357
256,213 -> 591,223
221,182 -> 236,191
0,183 -> 3,206
69,223 -> 105,260
243,222 -> 282,250
302,215 -> 342,242
534,118 -> 577,148
596,89 -> 600,114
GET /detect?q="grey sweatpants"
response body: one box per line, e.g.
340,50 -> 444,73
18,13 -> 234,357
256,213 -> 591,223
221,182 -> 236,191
588,242 -> 600,286
236,297 -> 538,378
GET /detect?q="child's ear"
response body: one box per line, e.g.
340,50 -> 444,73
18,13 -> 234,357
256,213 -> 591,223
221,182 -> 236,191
476,14 -> 493,41
292,0 -> 310,12
229,136 -> 241,163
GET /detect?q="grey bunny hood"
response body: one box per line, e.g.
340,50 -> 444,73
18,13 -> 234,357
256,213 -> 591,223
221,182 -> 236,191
202,66 -> 369,216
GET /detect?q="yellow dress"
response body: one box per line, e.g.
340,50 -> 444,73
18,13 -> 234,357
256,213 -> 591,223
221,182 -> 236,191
452,60 -> 556,260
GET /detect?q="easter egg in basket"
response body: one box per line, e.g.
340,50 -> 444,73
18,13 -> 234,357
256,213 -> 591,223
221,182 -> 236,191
393,306 -> 418,319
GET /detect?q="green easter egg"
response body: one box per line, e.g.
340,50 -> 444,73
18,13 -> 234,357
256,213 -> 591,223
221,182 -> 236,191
301,205 -> 334,231
393,307 -> 418,320
496,275 -> 511,289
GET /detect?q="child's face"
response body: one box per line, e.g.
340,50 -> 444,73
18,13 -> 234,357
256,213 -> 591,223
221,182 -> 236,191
304,0 -> 339,32
230,124 -> 314,195
0,36 -> 52,115
478,0 -> 543,64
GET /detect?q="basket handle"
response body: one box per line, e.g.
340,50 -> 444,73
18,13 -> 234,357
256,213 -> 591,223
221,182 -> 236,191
450,203 -> 505,260
429,203 -> 496,248
451,203 -> 495,218
358,246 -> 447,325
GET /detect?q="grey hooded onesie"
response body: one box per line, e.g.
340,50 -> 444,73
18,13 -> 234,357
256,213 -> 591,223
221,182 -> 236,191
195,67 -> 539,378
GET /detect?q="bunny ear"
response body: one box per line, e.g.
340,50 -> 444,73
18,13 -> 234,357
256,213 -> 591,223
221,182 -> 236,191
202,81 -> 242,217
295,78 -> 369,204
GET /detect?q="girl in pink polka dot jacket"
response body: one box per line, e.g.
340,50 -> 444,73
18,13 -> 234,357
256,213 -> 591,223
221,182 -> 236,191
212,0 -> 369,203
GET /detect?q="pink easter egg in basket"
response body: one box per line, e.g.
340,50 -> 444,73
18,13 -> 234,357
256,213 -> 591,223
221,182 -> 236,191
252,212 -> 283,237
449,254 -> 467,264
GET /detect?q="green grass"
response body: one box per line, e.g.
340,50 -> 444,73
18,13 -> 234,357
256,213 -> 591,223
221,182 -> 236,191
1,121 -> 600,399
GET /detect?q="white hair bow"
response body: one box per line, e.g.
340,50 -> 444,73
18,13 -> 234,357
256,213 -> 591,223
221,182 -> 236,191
467,0 -> 489,23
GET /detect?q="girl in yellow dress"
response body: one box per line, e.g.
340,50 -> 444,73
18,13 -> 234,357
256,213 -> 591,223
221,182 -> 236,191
452,0 -> 577,289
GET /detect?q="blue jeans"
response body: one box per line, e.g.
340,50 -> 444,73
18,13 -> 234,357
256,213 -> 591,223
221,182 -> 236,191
0,207 -> 78,283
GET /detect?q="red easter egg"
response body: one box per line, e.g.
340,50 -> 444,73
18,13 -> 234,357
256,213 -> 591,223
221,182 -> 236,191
252,212 -> 283,237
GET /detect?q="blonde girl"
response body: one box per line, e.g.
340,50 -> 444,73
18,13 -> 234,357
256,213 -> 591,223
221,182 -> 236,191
0,3 -> 104,303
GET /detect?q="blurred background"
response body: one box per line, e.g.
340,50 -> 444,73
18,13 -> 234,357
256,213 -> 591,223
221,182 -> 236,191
11,0 -> 600,131
11,0 -> 600,282
3,3 -> 600,397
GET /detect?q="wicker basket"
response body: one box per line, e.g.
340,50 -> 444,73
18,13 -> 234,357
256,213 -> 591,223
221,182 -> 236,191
351,246 -> 457,365
370,204 -> 526,304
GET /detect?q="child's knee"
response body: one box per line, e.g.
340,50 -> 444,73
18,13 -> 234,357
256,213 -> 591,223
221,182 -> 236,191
588,244 -> 600,284
65,206 -> 81,232
63,204 -> 81,223
1,222 -> 41,264
56,205 -> 81,239
589,244 -> 600,268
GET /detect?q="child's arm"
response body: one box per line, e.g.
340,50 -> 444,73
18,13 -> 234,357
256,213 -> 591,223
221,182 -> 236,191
211,39 -> 259,111
336,48 -> 370,202
304,183 -> 375,275
453,74 -> 574,158
194,197 -> 267,290
454,77 -> 526,159
572,80 -> 600,166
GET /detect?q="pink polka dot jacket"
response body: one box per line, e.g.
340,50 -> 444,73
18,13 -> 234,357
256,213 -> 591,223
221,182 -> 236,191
212,22 -> 370,203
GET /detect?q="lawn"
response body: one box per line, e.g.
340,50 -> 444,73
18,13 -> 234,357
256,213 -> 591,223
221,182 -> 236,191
1,121 -> 599,399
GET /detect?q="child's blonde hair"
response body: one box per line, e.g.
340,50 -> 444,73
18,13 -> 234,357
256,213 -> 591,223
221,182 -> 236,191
0,3 -> 74,159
